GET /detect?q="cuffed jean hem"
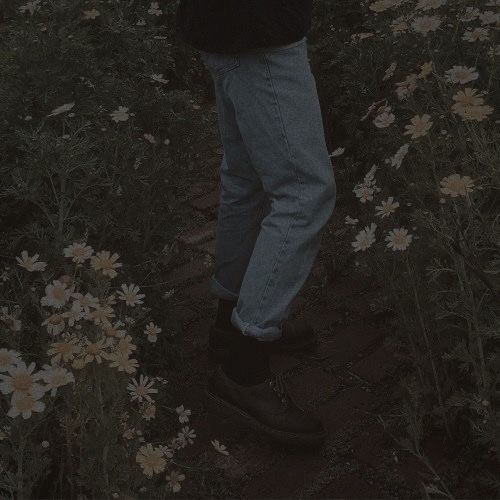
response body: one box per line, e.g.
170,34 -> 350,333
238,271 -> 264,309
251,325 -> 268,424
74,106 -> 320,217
209,275 -> 239,301
210,275 -> 283,341
231,308 -> 283,342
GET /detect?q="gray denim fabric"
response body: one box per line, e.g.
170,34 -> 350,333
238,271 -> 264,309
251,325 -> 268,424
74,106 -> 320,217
199,36 -> 336,342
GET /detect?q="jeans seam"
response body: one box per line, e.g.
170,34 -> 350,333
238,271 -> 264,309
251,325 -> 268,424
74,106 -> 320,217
252,220 -> 293,330
262,53 -> 294,161
250,53 -> 304,330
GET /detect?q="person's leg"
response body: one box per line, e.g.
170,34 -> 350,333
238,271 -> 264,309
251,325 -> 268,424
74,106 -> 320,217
201,36 -> 336,343
200,41 -> 330,443
200,53 -> 272,320
227,37 -> 336,341
210,147 -> 270,303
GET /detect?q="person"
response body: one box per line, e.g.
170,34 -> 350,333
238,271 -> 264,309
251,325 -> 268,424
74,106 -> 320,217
175,0 -> 336,447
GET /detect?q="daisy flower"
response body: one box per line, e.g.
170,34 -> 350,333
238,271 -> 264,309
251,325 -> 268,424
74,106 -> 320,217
47,337 -> 81,364
136,443 -> 167,477
108,351 -> 139,374
0,361 -> 46,399
375,196 -> 400,218
439,174 -> 475,197
38,364 -> 75,396
117,284 -> 145,306
16,250 -> 47,272
385,227 -> 413,251
166,470 -> 186,493
63,242 -> 94,263
40,280 -> 73,309
110,106 -> 130,122
127,375 -> 158,404
90,250 -> 123,278
352,223 -> 377,252
403,114 -> 433,139
211,439 -> 229,455
176,405 -> 191,424
8,391 -> 46,420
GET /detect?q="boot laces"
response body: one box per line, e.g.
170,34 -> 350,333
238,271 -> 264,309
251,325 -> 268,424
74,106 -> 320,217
269,372 -> 289,406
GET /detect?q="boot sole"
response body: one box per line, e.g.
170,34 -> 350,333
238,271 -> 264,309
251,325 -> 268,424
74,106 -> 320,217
205,387 -> 325,447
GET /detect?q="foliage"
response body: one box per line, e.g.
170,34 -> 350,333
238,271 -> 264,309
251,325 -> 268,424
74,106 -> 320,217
0,1 -> 224,498
312,0 -> 499,495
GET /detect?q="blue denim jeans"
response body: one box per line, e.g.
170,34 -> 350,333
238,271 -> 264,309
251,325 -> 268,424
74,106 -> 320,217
199,36 -> 336,342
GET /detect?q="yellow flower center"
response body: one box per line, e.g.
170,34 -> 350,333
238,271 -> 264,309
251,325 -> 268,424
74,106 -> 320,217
53,287 -> 66,301
13,373 -> 33,391
49,314 -> 62,325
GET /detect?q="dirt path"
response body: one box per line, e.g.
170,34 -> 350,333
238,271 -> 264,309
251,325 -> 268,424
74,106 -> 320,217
155,138 -> 436,498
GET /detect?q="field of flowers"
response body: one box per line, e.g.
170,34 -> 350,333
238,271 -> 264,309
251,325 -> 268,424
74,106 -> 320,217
0,0 -> 220,498
0,0 -> 499,498
310,0 -> 499,494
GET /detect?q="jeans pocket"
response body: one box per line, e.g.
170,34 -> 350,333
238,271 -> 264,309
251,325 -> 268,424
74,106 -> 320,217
200,52 -> 240,76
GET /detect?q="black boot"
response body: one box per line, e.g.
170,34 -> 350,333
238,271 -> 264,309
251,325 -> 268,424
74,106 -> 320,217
206,329 -> 325,447
214,298 -> 237,328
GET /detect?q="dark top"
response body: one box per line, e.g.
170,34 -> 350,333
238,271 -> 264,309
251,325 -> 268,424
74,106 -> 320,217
175,0 -> 313,54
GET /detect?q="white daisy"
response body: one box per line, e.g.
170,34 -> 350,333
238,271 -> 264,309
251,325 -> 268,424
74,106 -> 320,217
144,322 -> 161,342
375,196 -> 400,218
127,374 -> 158,404
8,391 -> 46,419
41,312 -> 66,336
373,111 -> 396,128
211,439 -> 229,455
61,302 -> 84,327
439,174 -> 475,197
385,227 -> 413,251
63,242 -> 94,263
90,250 -> 123,278
352,223 -> 377,252
166,470 -> 185,493
40,280 -> 73,309
47,337 -> 81,364
403,114 -> 433,139
178,426 -> 196,444
175,405 -> 191,424
110,106 -> 130,122
15,250 -> 47,272
117,284 -> 145,307
107,351 -> 139,374
411,15 -> 442,35
71,292 -> 99,315
0,360 -> 46,399
38,364 -> 75,397
444,65 -> 479,84
136,443 -> 167,477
